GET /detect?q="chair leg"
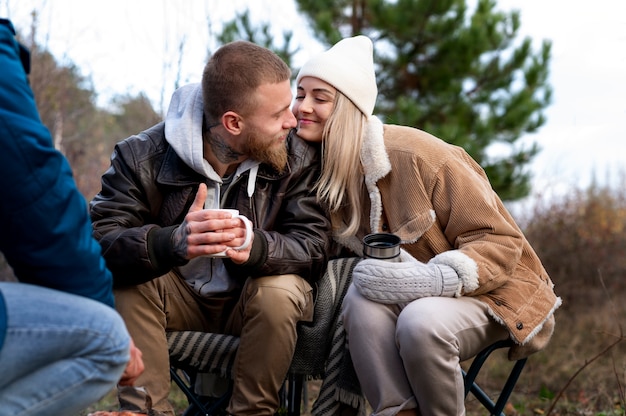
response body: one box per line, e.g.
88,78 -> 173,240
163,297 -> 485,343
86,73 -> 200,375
171,367 -> 304,416
462,340 -> 528,416
286,373 -> 303,416
171,368 -> 210,415
170,368 -> 232,416
491,357 -> 527,415
463,339 -> 510,397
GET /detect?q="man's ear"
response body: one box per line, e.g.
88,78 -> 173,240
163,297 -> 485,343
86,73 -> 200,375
222,111 -> 243,135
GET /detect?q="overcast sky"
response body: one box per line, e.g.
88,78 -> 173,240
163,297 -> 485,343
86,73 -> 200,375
3,0 -> 626,204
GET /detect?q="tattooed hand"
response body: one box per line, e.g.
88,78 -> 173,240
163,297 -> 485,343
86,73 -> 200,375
171,183 -> 253,262
171,219 -> 191,260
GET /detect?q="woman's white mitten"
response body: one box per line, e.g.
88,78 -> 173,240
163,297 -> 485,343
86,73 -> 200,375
353,249 -> 460,304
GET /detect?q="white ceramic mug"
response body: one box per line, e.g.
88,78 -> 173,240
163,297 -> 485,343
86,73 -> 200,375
207,209 -> 253,257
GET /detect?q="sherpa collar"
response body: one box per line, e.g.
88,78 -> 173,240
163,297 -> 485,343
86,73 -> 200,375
360,116 -> 390,233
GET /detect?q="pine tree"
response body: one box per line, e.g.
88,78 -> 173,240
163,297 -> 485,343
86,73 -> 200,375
217,10 -> 298,69
295,0 -> 552,200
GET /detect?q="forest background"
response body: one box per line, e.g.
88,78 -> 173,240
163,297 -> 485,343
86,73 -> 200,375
1,0 -> 625,414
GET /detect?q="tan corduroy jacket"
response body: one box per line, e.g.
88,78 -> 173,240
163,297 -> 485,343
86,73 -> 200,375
336,118 -> 561,360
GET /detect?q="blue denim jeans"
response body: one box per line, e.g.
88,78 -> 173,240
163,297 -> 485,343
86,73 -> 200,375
0,282 -> 131,416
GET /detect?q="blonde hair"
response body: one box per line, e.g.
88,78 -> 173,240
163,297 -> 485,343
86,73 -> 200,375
316,92 -> 368,238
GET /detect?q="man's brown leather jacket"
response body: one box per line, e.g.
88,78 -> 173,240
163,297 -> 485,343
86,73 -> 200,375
90,122 -> 330,287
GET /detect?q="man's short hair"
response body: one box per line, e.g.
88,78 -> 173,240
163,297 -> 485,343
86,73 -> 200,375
202,41 -> 291,122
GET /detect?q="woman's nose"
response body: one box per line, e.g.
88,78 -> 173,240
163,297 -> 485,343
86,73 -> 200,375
299,99 -> 313,113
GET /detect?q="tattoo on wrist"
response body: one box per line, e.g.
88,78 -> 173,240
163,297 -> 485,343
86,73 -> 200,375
172,223 -> 190,259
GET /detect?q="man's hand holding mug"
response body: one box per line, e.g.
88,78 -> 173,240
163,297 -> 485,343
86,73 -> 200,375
172,183 -> 254,262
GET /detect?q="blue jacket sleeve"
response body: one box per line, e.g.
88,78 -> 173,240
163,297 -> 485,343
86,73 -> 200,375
0,19 -> 114,308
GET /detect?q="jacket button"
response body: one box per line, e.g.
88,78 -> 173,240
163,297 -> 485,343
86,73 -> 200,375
382,224 -> 389,231
516,322 -> 523,330
494,300 -> 502,306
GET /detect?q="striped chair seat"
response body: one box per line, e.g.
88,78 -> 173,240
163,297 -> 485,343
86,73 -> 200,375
167,331 -> 239,378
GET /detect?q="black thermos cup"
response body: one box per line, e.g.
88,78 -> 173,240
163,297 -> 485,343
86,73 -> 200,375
362,233 -> 401,262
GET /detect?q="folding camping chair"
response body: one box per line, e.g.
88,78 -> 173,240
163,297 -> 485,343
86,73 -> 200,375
167,258 -> 360,416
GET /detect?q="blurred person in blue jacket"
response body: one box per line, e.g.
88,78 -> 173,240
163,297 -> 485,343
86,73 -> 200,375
0,18 -> 144,416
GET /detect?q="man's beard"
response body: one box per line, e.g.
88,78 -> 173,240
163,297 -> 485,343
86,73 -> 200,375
245,129 -> 289,172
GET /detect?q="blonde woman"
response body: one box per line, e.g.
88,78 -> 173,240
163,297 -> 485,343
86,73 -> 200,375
293,36 -> 561,416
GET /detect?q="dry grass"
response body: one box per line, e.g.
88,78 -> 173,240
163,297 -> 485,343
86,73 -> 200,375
464,297 -> 625,416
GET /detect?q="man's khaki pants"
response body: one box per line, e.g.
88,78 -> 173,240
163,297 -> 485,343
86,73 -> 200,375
114,272 -> 313,416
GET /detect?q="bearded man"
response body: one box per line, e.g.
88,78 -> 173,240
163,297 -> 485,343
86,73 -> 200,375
89,40 -> 330,416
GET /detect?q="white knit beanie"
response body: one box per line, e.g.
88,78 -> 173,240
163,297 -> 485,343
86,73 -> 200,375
296,35 -> 377,117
